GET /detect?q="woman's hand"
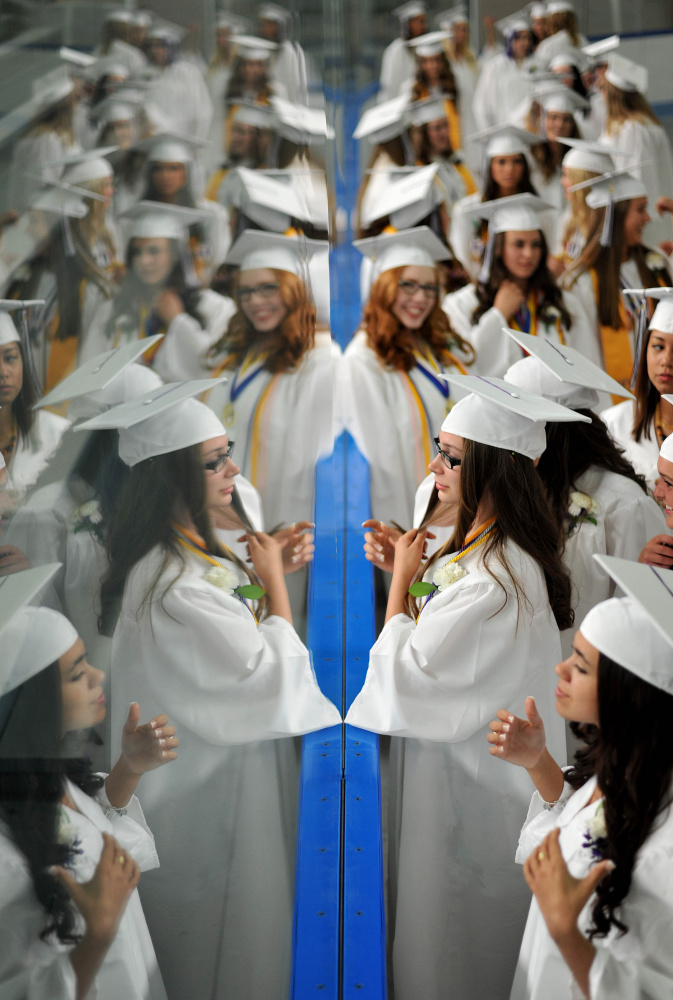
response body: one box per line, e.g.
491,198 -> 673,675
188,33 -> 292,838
119,703 -> 179,775
271,522 -> 315,574
362,520 -> 402,573
53,833 -> 140,945
391,529 -> 430,588
493,280 -> 526,322
487,696 -> 546,769
154,288 -> 185,324
524,828 -> 614,943
638,534 -> 673,568
245,531 -> 287,588
656,196 -> 673,218
0,544 -> 31,576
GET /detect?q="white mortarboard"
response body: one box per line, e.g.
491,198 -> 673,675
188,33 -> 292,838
495,10 -> 531,37
105,7 -> 135,23
0,576 -> 78,701
94,95 -> 141,128
618,288 -> 673,386
258,4 -> 291,23
270,97 -> 334,144
28,177 -> 92,219
226,229 -> 327,276
574,168 -> 648,209
258,167 -> 329,228
234,35 -> 278,60
581,555 -> 673,694
51,147 -> 116,185
35,337 -> 164,414
231,100 -> 275,129
216,12 -> 249,31
561,137 -> 617,174
463,192 -> 550,234
529,3 -> 548,18
605,52 -> 648,94
0,301 -> 44,347
435,6 -> 468,29
354,226 -> 450,280
503,328 -> 634,405
582,35 -> 619,62
353,95 -> 410,143
547,0 -> 574,13
220,166 -> 309,231
440,374 -> 589,458
539,85 -> 589,114
360,163 -> 443,229
393,2 -> 427,23
92,56 -> 131,82
30,67 -> 74,112
139,132 -> 206,164
59,46 -> 96,68
408,31 -> 450,58
408,97 -> 447,127
147,21 -> 187,44
469,123 -> 543,159
75,380 -> 229,466
660,428 -> 673,464
120,200 -> 209,240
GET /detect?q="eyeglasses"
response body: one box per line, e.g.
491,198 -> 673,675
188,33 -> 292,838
236,282 -> 280,302
397,280 -> 439,299
433,438 -> 461,470
203,442 -> 235,473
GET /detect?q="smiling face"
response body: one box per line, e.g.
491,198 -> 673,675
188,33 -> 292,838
554,630 -> 600,726
0,340 -> 22,409
201,434 -> 240,514
131,237 -> 175,287
501,230 -> 543,282
490,154 -> 525,196
391,265 -> 438,330
238,268 -> 288,333
656,454 -> 673,527
59,638 -> 106,736
427,431 -> 462,506
623,197 -> 651,248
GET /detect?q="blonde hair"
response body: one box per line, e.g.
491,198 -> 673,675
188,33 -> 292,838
603,79 -> 660,130
560,167 -> 600,248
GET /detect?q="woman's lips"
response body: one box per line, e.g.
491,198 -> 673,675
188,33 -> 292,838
554,686 -> 568,699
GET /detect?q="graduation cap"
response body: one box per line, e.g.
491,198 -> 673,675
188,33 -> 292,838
216,12 -> 250,32
0,300 -> 44,348
35,337 -> 165,414
605,52 -> 648,94
408,97 -> 447,128
59,46 -> 96,68
621,288 -> 673,385
353,95 -> 410,143
503,328 -> 635,409
220,167 -> 310,231
226,229 -> 327,276
94,95 -> 143,128
257,3 -> 291,23
75,379 -> 229,467
546,0 -> 574,12
392,2 -> 427,23
360,163 -> 444,230
0,567 -> 78,705
120,200 -> 210,240
569,167 -> 648,249
435,6 -> 468,30
550,49 -> 589,75
233,35 -> 278,60
469,123 -> 544,159
28,175 -> 101,218
529,3 -> 548,18
29,67 -> 75,113
462,193 -> 551,282
147,21 -> 187,44
270,96 -> 334,144
440,373 -> 589,459
353,225 -> 450,281
408,31 -> 450,57
561,137 -> 618,174
495,10 -> 531,37
230,100 -> 275,130
49,146 -> 117,185
582,555 -> 673,694
582,35 -> 619,64
536,83 -> 589,114
136,131 -> 207,164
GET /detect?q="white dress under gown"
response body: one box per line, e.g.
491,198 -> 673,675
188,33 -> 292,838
0,778 -> 166,1000
510,775 -> 673,1000
345,539 -> 566,1000
110,545 -> 340,1000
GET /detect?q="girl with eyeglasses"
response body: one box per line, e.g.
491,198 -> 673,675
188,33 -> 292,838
93,384 -> 339,1000
342,228 -> 474,529
347,376 -> 578,1000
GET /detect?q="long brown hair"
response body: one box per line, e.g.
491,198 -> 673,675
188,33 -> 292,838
603,79 -> 660,129
526,111 -> 580,181
472,230 -> 572,328
406,438 -> 573,629
411,53 -> 459,102
632,324 -> 665,443
363,265 -> 474,371
548,11 -> 581,46
99,444 -> 267,635
560,167 -> 600,248
566,202 -> 672,328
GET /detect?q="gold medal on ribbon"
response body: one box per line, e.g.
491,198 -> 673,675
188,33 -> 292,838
222,402 -> 237,427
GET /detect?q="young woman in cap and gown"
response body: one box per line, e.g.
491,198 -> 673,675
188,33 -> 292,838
503,342 -> 666,662
257,4 -> 307,106
403,32 -> 462,157
89,382 -> 340,1000
0,302 -> 67,503
0,568 -> 178,1000
638,430 -> 673,570
437,7 -> 481,180
94,8 -> 148,77
532,1 -> 588,67
81,202 -> 236,385
346,375 -> 581,1000
409,97 -> 477,209
564,169 -> 672,396
222,37 -> 281,155
341,227 -> 474,528
598,53 -> 673,248
443,194 -> 600,379
449,125 -> 546,280
144,25 -> 213,147
489,558 -> 673,1000
471,18 -> 535,132
354,99 -> 415,243
378,2 -> 427,104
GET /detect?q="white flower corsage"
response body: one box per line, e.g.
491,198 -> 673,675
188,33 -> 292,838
432,561 -> 469,591
645,251 -> 668,271
203,565 -> 240,593
566,491 -> 599,536
582,801 -> 608,861
56,806 -> 83,869
72,499 -> 105,541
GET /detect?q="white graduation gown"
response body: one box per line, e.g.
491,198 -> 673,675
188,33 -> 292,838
471,54 -> 534,131
346,539 -> 566,1000
450,56 -> 481,179
441,283 -> 602,377
532,29 -> 589,69
560,465 -> 666,658
602,399 -> 662,491
511,776 -> 673,1000
0,778 -> 166,1000
378,37 -> 417,103
206,332 -> 337,528
340,329 -> 471,526
6,410 -> 68,500
110,545 -> 340,1000
145,60 -> 213,145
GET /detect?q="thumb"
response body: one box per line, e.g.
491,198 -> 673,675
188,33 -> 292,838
584,859 -> 615,895
525,696 -> 543,729
124,702 -> 140,733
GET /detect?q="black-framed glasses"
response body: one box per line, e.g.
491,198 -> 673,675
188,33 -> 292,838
433,437 -> 461,470
203,442 -> 235,473
236,282 -> 281,303
397,279 -> 439,299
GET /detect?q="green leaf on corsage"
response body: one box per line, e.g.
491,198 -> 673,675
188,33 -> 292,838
235,584 -> 265,600
408,582 -> 437,597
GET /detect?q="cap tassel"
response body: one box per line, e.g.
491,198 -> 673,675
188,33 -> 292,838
477,223 -> 494,284
19,302 -> 42,396
600,185 -> 615,248
630,296 -> 648,389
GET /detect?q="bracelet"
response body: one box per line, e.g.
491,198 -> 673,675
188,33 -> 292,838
541,797 -> 559,811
